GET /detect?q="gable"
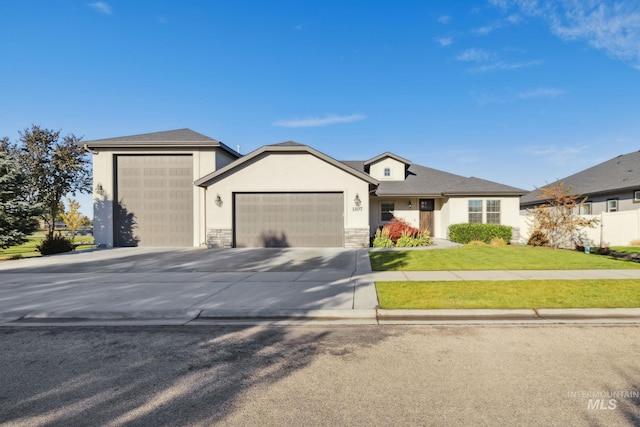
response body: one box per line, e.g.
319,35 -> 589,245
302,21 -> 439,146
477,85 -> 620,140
368,157 -> 407,181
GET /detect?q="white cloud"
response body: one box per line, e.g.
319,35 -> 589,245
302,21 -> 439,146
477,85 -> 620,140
470,59 -> 542,72
472,22 -> 501,35
438,15 -> 451,24
457,48 -> 494,62
524,144 -> 589,165
294,24 -> 303,31
435,36 -> 454,47
517,87 -> 565,99
493,0 -> 640,67
88,2 -> 112,15
272,114 -> 365,128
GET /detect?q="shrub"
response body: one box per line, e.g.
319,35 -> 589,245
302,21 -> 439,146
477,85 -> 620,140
448,223 -> 512,244
489,237 -> 507,246
527,229 -> 549,247
383,218 -> 420,243
372,228 -> 394,248
631,239 -> 640,246
36,234 -> 75,255
467,240 -> 487,246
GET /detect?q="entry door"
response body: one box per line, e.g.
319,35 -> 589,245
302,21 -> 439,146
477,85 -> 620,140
419,199 -> 435,237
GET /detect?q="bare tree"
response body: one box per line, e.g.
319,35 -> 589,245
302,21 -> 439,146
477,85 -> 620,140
529,182 -> 598,249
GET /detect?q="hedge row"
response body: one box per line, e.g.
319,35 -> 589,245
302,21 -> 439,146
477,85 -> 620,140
448,223 -> 512,244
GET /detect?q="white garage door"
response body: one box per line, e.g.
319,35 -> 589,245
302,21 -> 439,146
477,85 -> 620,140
234,193 -> 344,247
115,155 -> 193,247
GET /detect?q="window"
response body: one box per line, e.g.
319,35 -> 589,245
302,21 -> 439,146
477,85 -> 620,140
635,190 -> 640,202
579,202 -> 592,215
607,199 -> 618,212
381,202 -> 394,221
384,167 -> 391,177
486,200 -> 501,224
468,200 -> 482,223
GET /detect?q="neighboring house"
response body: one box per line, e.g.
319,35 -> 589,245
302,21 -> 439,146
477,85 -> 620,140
84,129 -> 527,248
520,150 -> 640,215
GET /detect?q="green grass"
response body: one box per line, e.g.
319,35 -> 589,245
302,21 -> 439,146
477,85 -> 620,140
0,234 -> 95,260
376,280 -> 640,309
370,245 -> 640,271
611,246 -> 640,254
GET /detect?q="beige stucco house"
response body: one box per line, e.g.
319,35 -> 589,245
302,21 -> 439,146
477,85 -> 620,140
84,129 -> 526,248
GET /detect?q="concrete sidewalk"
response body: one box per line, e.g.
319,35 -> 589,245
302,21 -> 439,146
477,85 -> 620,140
1,246 -> 640,325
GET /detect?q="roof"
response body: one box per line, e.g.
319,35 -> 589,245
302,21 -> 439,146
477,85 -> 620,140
370,164 -> 527,197
82,128 -> 241,157
521,150 -> 640,206
195,142 -> 379,187
363,152 -> 411,166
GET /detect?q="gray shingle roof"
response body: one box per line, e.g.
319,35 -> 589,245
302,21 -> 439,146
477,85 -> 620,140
520,150 -> 640,206
341,156 -> 525,196
83,128 -> 240,157
372,164 -> 526,196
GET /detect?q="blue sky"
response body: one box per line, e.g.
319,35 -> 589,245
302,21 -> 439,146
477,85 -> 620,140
2,1 -> 640,216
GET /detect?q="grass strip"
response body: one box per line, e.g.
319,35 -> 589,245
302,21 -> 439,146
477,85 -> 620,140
376,279 -> 640,309
370,245 -> 640,271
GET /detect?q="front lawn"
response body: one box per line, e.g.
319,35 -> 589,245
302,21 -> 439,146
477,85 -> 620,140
0,235 -> 95,260
611,246 -> 640,254
370,245 -> 640,271
376,280 -> 640,309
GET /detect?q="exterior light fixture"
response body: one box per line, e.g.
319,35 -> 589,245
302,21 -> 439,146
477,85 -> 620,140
354,194 -> 362,207
408,200 -> 412,209
96,184 -> 105,196
215,194 -> 223,207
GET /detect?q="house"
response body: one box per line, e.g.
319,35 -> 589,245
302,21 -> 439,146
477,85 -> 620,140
520,150 -> 640,215
84,129 -> 527,248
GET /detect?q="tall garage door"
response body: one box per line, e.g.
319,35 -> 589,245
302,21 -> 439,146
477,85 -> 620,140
115,155 -> 193,247
234,193 -> 344,247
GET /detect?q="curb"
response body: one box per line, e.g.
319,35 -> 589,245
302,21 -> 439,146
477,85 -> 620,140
377,308 -> 538,321
197,309 -> 377,320
536,308 -> 640,319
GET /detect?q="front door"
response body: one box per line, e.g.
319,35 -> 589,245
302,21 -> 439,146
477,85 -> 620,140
419,199 -> 435,237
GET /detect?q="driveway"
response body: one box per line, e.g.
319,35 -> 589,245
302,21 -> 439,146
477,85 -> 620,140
0,247 -> 377,324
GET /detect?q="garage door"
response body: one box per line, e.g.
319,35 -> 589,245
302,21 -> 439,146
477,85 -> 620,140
234,193 -> 344,247
115,155 -> 193,247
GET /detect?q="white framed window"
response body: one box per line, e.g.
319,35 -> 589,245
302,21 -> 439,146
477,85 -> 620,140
579,202 -> 592,215
607,199 -> 618,212
381,202 -> 394,221
486,200 -> 501,224
634,190 -> 640,202
384,167 -> 391,177
468,200 -> 482,223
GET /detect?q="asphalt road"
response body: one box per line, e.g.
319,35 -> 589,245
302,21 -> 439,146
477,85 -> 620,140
1,325 -> 639,426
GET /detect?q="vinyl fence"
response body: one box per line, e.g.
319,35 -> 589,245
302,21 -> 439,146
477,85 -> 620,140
519,208 -> 640,247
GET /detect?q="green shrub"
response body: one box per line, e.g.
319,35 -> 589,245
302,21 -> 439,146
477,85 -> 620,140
527,229 -> 549,247
448,223 -> 512,244
372,228 -> 394,248
36,234 -> 75,255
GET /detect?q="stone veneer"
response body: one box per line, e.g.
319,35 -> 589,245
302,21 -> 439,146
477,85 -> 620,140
344,227 -> 370,248
511,226 -> 520,245
207,228 -> 233,248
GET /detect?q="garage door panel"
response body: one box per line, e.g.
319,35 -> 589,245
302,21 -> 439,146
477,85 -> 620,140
115,155 -> 193,247
234,193 -> 344,248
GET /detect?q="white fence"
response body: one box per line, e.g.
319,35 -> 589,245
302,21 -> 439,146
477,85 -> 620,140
519,209 -> 640,247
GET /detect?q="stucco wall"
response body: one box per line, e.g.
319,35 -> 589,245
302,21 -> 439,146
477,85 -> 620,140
368,157 -> 405,181
444,196 -> 521,237
92,147 -> 222,247
205,152 -> 370,234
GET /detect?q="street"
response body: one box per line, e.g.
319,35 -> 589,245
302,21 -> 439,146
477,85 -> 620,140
1,324 -> 639,426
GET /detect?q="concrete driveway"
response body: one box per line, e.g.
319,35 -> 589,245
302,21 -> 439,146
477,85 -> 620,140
0,247 -> 377,324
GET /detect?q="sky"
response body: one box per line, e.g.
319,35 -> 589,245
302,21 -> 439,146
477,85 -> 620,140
2,0 -> 640,217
